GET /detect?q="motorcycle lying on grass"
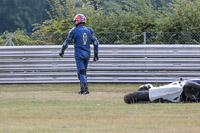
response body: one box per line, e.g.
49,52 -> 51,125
124,78 -> 200,104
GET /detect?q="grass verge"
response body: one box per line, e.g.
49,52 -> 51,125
0,84 -> 200,133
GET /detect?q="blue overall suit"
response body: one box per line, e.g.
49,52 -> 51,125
60,25 -> 99,93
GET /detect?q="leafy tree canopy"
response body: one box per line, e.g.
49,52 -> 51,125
1,0 -> 200,33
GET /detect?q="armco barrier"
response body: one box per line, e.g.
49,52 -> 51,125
0,45 -> 200,84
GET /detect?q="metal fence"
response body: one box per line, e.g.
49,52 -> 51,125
1,45 -> 200,84
1,32 -> 200,46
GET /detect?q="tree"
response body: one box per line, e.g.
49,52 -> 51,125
0,0 -> 50,32
156,0 -> 200,32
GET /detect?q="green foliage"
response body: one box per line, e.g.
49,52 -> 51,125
152,0 -> 200,44
31,0 -> 103,45
0,0 -> 50,32
1,0 -> 200,45
156,0 -> 200,32
31,0 -> 159,44
0,29 -> 54,46
0,33 -> 7,46
33,0 -> 158,33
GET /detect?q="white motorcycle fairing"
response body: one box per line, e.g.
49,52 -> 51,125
149,81 -> 185,103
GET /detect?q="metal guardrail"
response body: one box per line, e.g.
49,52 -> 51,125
0,45 -> 200,84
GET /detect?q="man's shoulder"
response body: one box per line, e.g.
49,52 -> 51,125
85,27 -> 94,33
76,26 -> 94,33
86,27 -> 93,31
78,26 -> 92,30
69,27 -> 76,33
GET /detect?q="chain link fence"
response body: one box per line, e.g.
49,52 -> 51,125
1,32 -> 200,46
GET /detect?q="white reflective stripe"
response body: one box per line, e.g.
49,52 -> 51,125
95,39 -> 99,45
92,36 -> 98,45
63,41 -> 67,46
94,41 -> 97,45
69,27 -> 75,33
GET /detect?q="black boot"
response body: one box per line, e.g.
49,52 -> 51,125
83,83 -> 89,95
78,83 -> 89,95
78,83 -> 84,94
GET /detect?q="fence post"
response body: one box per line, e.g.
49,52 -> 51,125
4,33 -> 15,46
144,32 -> 146,45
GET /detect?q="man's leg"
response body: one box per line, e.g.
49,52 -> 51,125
76,58 -> 89,95
82,58 -> 89,94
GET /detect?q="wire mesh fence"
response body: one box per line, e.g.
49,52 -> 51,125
1,32 -> 200,46
146,32 -> 200,44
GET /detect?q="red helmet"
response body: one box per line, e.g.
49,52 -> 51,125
73,14 -> 86,26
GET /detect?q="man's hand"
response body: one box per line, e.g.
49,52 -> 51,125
59,51 -> 64,57
93,53 -> 99,62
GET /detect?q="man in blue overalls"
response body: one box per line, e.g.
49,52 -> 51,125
59,14 -> 99,95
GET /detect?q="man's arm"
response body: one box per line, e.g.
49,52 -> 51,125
59,28 -> 74,57
90,28 -> 99,61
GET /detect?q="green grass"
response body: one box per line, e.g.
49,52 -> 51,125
0,84 -> 200,133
